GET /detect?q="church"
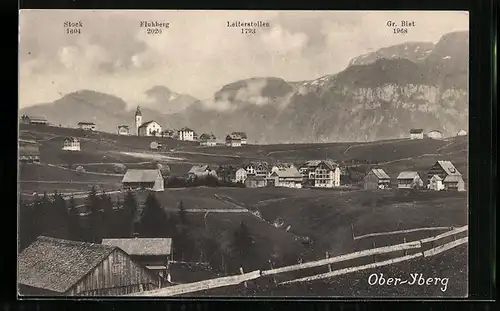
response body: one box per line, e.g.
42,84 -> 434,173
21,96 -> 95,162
135,106 -> 163,137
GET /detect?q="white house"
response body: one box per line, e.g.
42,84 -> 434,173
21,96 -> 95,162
429,174 -> 444,191
62,137 -> 81,151
225,134 -> 242,147
231,132 -> 247,145
427,160 -> 466,191
313,160 -> 341,188
138,121 -> 163,137
267,167 -> 303,188
235,168 -> 248,183
457,130 -> 467,136
427,130 -> 443,140
118,125 -> 129,135
178,127 -> 195,141
199,133 -> 217,146
410,129 -> 424,140
122,169 -> 164,191
396,171 -> 424,189
78,122 -> 96,131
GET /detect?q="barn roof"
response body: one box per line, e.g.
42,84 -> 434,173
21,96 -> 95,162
370,168 -> 390,180
437,160 -> 462,176
397,171 -> 421,179
271,167 -> 302,178
122,169 -> 162,183
18,236 -> 117,293
188,165 -> 210,174
101,238 -> 172,256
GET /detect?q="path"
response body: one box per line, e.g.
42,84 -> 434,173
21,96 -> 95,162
343,139 -> 407,156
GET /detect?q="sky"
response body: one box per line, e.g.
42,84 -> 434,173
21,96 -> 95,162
19,10 -> 469,109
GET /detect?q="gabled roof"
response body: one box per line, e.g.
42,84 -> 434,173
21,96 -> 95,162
179,127 -> 194,132
189,165 -> 210,174
231,132 -> 247,139
122,169 -> 162,183
78,122 -> 95,125
369,168 -> 390,180
436,160 -> 462,176
428,130 -> 442,134
118,125 -> 129,129
300,160 -> 322,168
430,174 -> 443,181
316,160 -> 339,171
443,175 -> 464,183
200,133 -> 216,140
271,167 -> 302,178
101,238 -> 172,256
397,171 -> 421,179
64,137 -> 80,143
138,120 -> 161,129
226,134 -> 241,140
410,129 -> 424,134
18,236 -> 117,293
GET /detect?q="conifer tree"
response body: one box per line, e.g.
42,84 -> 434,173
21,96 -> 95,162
67,195 -> 82,241
139,192 -> 168,237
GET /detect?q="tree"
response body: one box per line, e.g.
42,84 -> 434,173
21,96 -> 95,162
123,189 -> 138,236
232,221 -> 254,270
50,190 -> 70,240
67,195 -> 84,241
86,186 -> 103,242
139,192 -> 168,238
99,190 -> 114,238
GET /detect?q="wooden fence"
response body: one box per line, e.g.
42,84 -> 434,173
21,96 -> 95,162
128,225 -> 468,296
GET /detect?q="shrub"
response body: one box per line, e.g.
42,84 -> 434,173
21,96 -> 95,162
113,163 -> 127,174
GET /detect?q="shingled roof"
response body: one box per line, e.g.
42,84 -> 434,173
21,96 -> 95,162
397,171 -> 421,179
18,236 -> 117,293
436,160 -> 462,176
369,168 -> 390,180
101,238 -> 172,256
122,169 -> 162,183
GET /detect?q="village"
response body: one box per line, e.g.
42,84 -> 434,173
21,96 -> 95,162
17,108 -> 468,296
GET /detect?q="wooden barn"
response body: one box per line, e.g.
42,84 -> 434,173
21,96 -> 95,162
427,160 -> 466,191
122,169 -> 164,191
101,238 -> 172,285
397,171 -> 424,189
364,168 -> 391,190
18,236 -> 159,296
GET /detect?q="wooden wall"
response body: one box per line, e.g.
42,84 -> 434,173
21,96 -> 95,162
67,249 -> 159,296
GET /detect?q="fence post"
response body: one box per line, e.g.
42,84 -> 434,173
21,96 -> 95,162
269,260 -> 277,286
403,238 -> 407,256
325,252 -> 332,272
351,223 -> 355,240
372,241 -> 376,263
239,267 -> 248,288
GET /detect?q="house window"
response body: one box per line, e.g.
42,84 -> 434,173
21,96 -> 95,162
112,263 -> 122,275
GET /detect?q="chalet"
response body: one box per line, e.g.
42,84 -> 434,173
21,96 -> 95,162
427,130 -> 443,140
24,116 -> 48,125
427,160 -> 465,191
231,132 -> 248,145
313,160 -> 341,188
245,176 -> 267,188
149,141 -> 162,151
62,137 -> 81,151
235,168 -> 248,183
138,121 -> 162,137
188,165 -> 217,180
267,167 -> 303,188
364,168 -> 391,190
178,127 -> 195,141
216,165 -> 236,183
298,160 -> 322,181
225,134 -> 242,147
78,122 -> 96,131
122,169 -> 164,191
457,130 -> 467,136
101,238 -> 172,284
410,129 -> 424,140
118,125 -> 130,135
245,162 -> 269,177
397,171 -> 424,189
18,236 -> 159,296
19,140 -> 40,163
199,133 -> 217,146
429,174 -> 444,191
161,129 -> 176,138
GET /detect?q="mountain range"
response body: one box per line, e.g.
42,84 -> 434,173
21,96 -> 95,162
20,30 -> 469,143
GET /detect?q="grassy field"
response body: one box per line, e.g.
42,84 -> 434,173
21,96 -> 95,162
184,244 -> 467,297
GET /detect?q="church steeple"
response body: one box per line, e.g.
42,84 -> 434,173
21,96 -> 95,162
135,105 -> 142,117
135,105 -> 142,136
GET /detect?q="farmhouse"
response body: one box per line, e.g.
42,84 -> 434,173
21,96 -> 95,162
199,133 -> 217,146
216,165 -> 236,183
225,134 -> 242,147
188,165 -> 217,180
235,167 -> 248,183
457,129 -> 467,136
78,122 -> 96,131
122,169 -> 164,191
231,132 -> 248,145
268,167 -> 303,188
18,236 -> 159,296
245,162 -> 269,177
298,160 -> 322,181
428,174 -> 444,191
410,129 -> 424,140
427,130 -> 443,140
22,115 -> 48,125
161,129 -> 176,138
101,238 -> 172,284
364,168 -> 391,190
396,171 -> 424,189
62,137 -> 81,151
178,127 -> 195,141
19,140 -> 40,163
118,125 -> 130,135
139,121 -> 163,137
313,160 -> 341,188
427,160 -> 465,191
245,176 -> 267,188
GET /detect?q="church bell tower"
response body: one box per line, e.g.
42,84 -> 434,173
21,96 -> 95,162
135,105 -> 142,136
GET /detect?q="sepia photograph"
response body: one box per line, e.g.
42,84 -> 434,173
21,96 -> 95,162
18,10 -> 469,298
